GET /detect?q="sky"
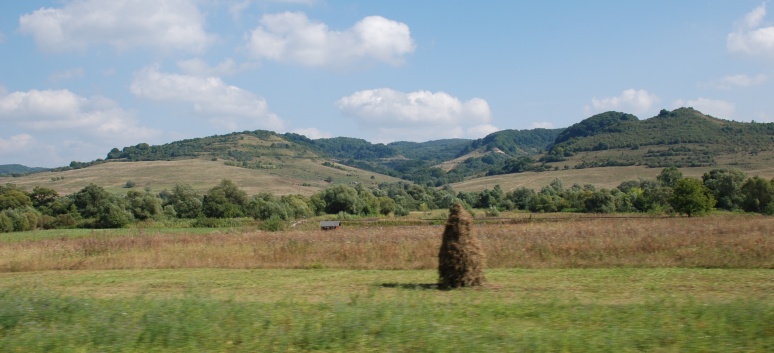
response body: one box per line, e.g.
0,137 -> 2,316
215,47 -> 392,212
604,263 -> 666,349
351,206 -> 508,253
1,0 -> 773,168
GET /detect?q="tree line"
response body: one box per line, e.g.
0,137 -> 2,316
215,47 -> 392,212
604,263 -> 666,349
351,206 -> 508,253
1,168 -> 772,233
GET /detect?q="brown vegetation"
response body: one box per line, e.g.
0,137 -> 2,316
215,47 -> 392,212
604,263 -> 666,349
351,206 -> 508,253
438,203 -> 485,288
0,215 -> 772,273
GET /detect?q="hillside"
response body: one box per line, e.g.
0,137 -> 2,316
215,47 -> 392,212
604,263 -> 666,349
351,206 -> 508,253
5,107 -> 774,195
0,164 -> 48,176
2,158 -> 401,197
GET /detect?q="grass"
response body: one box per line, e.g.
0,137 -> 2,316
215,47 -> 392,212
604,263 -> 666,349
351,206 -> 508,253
1,268 -> 772,352
1,215 -> 772,352
2,214 -> 771,272
451,162 -> 774,193
0,157 -> 400,197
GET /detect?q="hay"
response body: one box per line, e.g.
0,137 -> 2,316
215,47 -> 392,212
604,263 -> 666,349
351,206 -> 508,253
438,203 -> 486,289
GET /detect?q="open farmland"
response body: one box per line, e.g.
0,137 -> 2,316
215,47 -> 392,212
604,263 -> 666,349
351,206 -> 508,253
1,215 -> 773,352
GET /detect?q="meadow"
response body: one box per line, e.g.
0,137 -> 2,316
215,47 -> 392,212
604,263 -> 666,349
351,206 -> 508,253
1,214 -> 773,352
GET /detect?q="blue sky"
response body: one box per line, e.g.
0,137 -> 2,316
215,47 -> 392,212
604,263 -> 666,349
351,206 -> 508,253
1,0 -> 773,167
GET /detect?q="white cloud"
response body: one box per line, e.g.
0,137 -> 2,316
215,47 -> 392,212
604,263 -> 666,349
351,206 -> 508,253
466,124 -> 499,138
130,66 -> 285,131
291,127 -> 332,139
247,12 -> 415,67
672,98 -> 736,119
586,89 -> 659,115
0,89 -> 158,138
336,88 -> 495,141
49,67 -> 85,82
176,58 -> 255,77
0,134 -> 35,155
727,3 -> 774,59
701,74 -> 768,89
18,0 -> 213,53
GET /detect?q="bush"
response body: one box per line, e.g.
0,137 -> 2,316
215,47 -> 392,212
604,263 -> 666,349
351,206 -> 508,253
259,215 -> 287,232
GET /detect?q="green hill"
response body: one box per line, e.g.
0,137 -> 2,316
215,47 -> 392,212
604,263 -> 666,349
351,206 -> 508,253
0,164 -> 48,176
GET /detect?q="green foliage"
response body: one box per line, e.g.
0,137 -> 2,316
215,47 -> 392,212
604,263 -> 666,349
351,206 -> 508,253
740,176 -> 774,214
669,178 -> 716,217
657,166 -> 683,188
702,169 -> 747,211
126,190 -> 163,221
258,214 -> 288,231
554,111 -> 639,145
160,184 -> 203,219
0,164 -> 49,175
202,180 -> 248,218
0,186 -> 32,211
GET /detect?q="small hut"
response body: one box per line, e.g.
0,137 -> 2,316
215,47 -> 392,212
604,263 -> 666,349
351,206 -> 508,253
320,221 -> 341,230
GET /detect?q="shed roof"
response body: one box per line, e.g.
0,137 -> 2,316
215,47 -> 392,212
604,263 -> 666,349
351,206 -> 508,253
320,221 -> 341,227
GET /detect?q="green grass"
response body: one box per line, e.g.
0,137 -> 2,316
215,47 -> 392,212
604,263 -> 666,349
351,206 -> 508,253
1,268 -> 772,352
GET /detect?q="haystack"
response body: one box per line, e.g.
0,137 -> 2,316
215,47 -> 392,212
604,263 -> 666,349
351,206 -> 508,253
438,203 -> 485,289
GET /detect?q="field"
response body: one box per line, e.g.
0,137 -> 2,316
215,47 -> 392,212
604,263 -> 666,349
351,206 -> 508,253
451,162 -> 774,192
0,158 -> 401,197
1,215 -> 773,352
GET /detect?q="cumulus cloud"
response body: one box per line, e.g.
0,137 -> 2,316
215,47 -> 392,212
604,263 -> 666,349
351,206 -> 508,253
0,134 -> 35,155
0,89 -> 157,137
130,66 -> 285,131
672,98 -> 736,119
727,3 -> 774,59
18,0 -> 213,53
291,127 -> 332,139
336,88 -> 496,141
0,89 -> 160,166
176,58 -> 255,77
247,12 -> 415,67
701,74 -> 768,89
585,89 -> 659,115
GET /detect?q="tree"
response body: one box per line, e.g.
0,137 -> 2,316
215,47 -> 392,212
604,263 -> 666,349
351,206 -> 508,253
126,190 -> 162,221
72,184 -> 112,218
161,184 -> 202,219
438,203 -> 485,289
702,169 -> 746,211
202,180 -> 248,218
0,189 -> 32,211
30,186 -> 59,210
657,166 -> 683,188
669,178 -> 715,216
740,176 -> 774,214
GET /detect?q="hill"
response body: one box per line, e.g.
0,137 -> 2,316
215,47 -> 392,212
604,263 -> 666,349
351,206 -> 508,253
4,107 -> 774,196
0,164 -> 48,176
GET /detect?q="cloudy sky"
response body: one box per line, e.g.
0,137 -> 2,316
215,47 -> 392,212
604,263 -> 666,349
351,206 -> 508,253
1,0 -> 773,167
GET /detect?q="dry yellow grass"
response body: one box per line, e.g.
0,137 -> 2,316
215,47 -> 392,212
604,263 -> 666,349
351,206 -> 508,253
1,158 -> 401,196
1,214 -> 771,272
452,164 -> 774,192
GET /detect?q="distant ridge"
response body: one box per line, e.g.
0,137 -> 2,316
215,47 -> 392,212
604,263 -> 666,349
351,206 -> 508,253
0,164 -> 49,175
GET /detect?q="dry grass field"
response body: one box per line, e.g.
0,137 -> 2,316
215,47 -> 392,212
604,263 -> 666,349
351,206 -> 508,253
1,158 -> 401,196
452,163 -> 774,192
1,214 -> 773,352
2,214 -> 771,272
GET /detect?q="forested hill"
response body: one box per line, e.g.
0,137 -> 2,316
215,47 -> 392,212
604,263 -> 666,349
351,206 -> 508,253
0,164 -> 49,176
13,107 -> 773,187
550,108 -> 774,154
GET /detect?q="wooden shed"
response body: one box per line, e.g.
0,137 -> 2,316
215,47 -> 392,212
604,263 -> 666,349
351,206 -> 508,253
320,221 -> 341,230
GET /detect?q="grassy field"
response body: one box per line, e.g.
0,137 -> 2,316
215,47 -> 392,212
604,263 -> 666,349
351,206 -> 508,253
0,157 -> 401,196
451,163 -> 774,192
1,215 -> 773,352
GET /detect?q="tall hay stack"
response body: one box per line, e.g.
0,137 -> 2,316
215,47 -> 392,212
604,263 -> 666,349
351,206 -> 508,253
438,203 -> 486,289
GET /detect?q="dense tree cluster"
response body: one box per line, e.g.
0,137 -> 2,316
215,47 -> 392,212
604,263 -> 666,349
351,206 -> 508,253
1,168 -> 773,233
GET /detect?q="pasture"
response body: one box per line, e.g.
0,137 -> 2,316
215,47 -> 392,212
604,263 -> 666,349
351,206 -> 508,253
1,214 -> 773,352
